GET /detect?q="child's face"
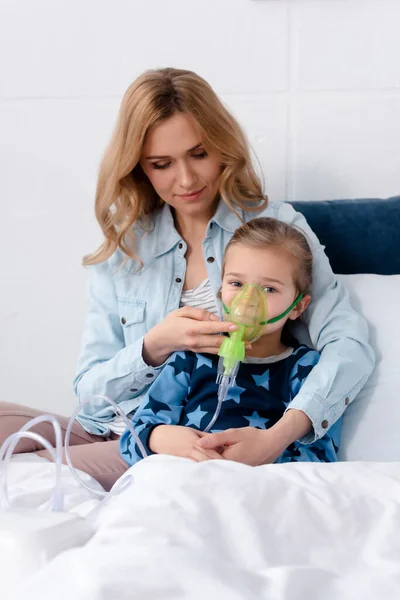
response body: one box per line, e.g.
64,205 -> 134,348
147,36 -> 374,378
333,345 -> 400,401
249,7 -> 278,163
221,243 -> 309,337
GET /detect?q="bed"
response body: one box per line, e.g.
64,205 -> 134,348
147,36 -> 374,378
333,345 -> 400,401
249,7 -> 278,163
4,195 -> 400,600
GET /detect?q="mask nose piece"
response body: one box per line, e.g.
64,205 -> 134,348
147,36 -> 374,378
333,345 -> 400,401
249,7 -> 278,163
224,283 -> 269,343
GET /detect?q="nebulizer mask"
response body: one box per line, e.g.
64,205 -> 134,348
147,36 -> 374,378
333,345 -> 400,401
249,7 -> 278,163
204,283 -> 303,432
0,396 -> 147,597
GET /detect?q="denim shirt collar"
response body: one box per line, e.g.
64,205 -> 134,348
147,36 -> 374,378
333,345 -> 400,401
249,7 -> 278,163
151,202 -> 181,259
148,200 -> 243,261
210,199 -> 244,233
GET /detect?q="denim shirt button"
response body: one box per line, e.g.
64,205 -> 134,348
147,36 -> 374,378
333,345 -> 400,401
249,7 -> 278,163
146,373 -> 154,378
345,397 -> 350,405
175,277 -> 182,283
178,243 -> 183,249
321,419 -> 329,429
207,256 -> 215,263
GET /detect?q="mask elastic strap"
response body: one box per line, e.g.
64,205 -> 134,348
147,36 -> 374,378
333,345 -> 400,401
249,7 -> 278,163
222,302 -> 230,315
260,293 -> 304,324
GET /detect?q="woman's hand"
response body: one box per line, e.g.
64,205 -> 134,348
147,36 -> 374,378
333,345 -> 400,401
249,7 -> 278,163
142,306 -> 241,367
149,425 -> 224,462
196,427 -> 284,466
196,410 -> 313,466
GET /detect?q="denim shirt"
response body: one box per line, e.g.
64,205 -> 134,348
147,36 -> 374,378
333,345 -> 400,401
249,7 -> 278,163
73,199 -> 375,443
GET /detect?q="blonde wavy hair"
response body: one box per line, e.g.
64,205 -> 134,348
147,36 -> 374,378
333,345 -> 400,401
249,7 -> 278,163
84,67 -> 268,265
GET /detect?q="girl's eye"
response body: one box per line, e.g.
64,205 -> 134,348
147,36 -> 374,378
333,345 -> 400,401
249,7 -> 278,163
151,162 -> 171,170
230,281 -> 242,288
192,151 -> 208,159
264,287 -> 276,293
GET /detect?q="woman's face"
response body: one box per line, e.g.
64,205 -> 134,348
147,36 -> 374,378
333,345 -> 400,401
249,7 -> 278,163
140,113 -> 222,219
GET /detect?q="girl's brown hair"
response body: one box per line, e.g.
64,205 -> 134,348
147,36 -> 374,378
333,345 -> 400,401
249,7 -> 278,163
84,67 -> 267,266
223,217 -> 313,293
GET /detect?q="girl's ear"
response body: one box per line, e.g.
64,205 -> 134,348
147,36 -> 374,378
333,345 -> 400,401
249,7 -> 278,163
288,294 -> 311,320
217,286 -> 222,299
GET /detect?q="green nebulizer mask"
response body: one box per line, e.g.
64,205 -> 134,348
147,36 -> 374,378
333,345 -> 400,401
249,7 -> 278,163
203,283 -> 303,432
219,283 -> 269,378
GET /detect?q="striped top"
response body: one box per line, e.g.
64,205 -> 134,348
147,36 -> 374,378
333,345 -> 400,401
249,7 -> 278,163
179,277 -> 219,315
108,278 -> 218,435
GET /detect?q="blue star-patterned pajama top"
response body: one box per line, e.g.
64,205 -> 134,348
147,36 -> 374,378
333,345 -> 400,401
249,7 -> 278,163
119,344 -> 341,466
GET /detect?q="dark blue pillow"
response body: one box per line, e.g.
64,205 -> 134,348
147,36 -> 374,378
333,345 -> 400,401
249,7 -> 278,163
288,196 -> 400,275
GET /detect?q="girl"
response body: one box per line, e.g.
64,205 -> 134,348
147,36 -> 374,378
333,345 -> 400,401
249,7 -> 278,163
0,68 -> 373,490
120,217 -> 340,467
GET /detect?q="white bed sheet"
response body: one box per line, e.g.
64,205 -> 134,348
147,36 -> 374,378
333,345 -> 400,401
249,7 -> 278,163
5,454 -> 400,599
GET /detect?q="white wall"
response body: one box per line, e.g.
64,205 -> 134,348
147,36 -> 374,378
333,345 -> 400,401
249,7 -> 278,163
1,0 -> 399,414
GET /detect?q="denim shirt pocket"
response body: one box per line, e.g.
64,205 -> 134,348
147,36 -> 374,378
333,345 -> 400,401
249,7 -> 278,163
117,297 -> 147,344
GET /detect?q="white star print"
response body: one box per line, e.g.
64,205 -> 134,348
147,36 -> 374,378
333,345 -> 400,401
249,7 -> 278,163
196,354 -> 214,370
185,406 -> 208,427
244,411 -> 269,428
227,384 -> 247,404
252,371 -> 270,390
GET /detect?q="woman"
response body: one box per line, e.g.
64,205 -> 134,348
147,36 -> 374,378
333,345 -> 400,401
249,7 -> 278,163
0,68 -> 374,490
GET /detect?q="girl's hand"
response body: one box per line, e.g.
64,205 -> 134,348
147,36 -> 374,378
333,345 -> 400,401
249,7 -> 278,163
196,427 -> 286,466
196,411 -> 312,466
149,425 -> 224,462
142,306 -> 241,366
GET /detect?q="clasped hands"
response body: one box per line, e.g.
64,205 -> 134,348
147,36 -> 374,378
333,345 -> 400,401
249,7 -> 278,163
148,423 -> 286,467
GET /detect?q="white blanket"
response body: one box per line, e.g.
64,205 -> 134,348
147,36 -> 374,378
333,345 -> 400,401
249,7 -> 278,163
7,455 -> 400,599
